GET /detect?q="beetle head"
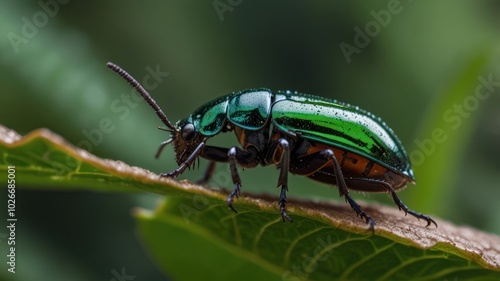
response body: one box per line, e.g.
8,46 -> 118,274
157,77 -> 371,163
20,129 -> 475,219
156,118 -> 205,165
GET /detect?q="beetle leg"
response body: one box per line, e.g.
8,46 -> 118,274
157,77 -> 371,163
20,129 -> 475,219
396,199 -> 437,227
388,187 -> 437,227
226,146 -> 258,213
290,149 -> 376,231
266,138 -> 293,222
196,161 -> 216,185
327,150 -> 376,231
342,177 -> 437,227
382,181 -> 437,227
155,138 -> 174,159
160,141 -> 206,178
200,145 -> 230,162
196,145 -> 232,184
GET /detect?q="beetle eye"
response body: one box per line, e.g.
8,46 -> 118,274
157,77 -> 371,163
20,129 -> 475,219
181,123 -> 196,141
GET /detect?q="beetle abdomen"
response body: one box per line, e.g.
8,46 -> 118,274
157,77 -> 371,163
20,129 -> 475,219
292,142 -> 410,191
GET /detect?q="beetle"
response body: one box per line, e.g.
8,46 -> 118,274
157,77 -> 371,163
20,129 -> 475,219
107,62 -> 437,230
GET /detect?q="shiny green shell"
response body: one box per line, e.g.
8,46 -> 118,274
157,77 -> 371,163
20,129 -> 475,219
182,88 -> 413,179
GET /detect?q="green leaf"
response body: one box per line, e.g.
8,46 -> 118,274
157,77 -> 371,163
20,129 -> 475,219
2,124 -> 500,280
136,197 -> 500,280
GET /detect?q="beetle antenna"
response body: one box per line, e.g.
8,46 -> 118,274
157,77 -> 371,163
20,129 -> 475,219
107,62 -> 177,132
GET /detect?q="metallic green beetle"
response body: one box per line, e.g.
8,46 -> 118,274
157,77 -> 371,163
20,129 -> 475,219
107,62 -> 436,230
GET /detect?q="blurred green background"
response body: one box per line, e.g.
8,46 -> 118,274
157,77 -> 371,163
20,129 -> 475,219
1,1 -> 499,280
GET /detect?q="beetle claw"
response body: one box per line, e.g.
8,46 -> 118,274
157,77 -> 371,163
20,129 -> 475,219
367,218 -> 376,234
226,196 -> 238,213
227,201 -> 238,213
403,208 -> 438,228
279,201 -> 293,223
159,172 -> 174,178
226,184 -> 241,213
160,169 -> 179,178
425,217 -> 438,228
280,210 -> 293,223
226,195 -> 238,213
